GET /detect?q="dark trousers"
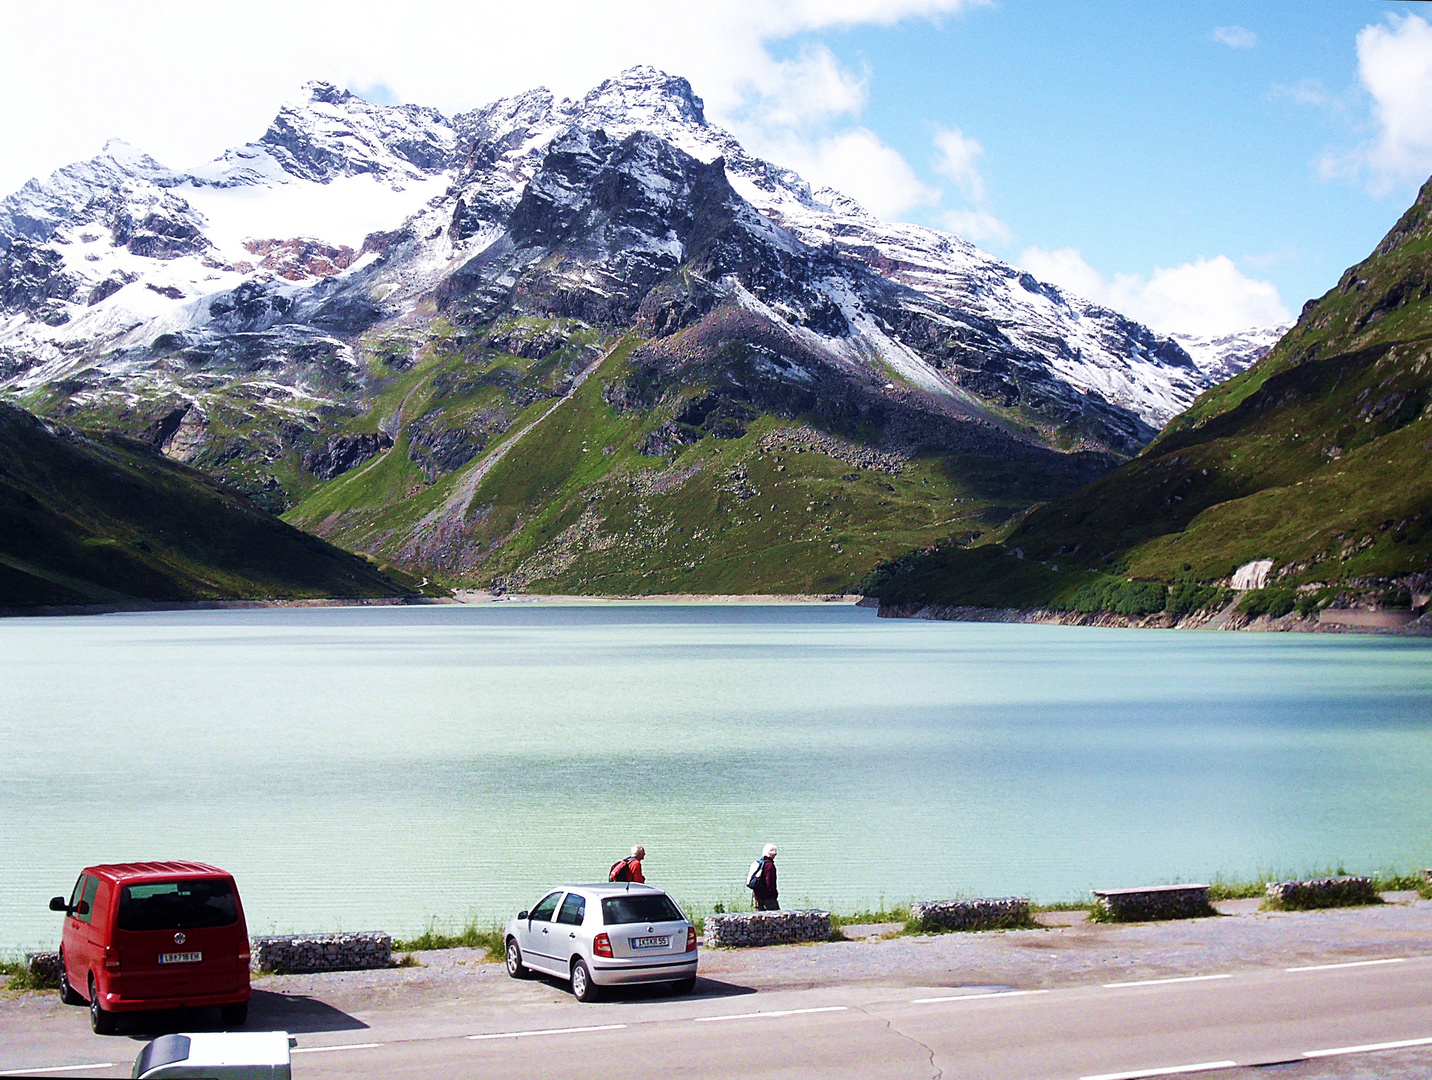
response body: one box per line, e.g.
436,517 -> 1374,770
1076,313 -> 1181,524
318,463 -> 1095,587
754,895 -> 779,911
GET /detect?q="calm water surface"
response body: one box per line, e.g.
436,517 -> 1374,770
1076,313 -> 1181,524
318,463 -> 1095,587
2,603 -> 1430,953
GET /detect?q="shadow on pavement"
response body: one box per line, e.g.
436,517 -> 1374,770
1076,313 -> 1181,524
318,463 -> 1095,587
526,973 -> 757,1003
115,990 -> 368,1039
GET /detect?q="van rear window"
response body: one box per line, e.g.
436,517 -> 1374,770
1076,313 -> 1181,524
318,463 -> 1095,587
117,880 -> 237,932
602,894 -> 683,925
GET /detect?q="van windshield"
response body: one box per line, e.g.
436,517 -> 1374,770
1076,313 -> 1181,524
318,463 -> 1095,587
117,880 -> 238,931
602,894 -> 683,925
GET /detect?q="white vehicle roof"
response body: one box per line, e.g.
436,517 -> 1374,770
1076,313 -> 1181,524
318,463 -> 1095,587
132,1031 -> 291,1079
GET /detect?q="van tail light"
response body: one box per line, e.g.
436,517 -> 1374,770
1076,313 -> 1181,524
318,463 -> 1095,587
593,933 -> 613,958
103,946 -> 121,972
238,948 -> 251,965
686,926 -> 698,952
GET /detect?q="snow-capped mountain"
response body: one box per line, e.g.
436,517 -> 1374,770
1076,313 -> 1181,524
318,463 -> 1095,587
0,66 -> 1284,570
1172,324 -> 1291,384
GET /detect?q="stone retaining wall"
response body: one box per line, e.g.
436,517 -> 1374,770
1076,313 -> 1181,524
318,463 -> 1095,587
251,932 -> 392,974
25,951 -> 60,983
1093,884 -> 1212,922
1265,876 -> 1378,909
908,897 -> 1030,932
704,910 -> 831,948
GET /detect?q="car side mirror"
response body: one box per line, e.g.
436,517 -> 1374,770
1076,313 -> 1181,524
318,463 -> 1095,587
49,896 -> 67,912
517,911 -> 529,921
75,900 -> 90,916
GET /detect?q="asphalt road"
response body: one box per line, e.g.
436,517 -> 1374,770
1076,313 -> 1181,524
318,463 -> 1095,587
3,954 -> 1430,1079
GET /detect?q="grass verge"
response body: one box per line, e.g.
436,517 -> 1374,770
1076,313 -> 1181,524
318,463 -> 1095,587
1,961 -> 56,992
393,920 -> 506,962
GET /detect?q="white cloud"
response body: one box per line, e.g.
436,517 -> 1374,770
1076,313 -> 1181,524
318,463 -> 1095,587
1017,248 -> 1292,336
0,0 -> 982,200
1212,25 -> 1257,49
1270,78 -> 1331,107
1350,13 -> 1432,191
931,127 -> 988,203
761,128 -> 940,219
928,126 -> 1010,243
937,209 -> 1011,244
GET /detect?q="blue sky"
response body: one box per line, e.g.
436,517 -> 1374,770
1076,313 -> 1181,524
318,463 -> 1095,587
2,0 -> 1429,336
779,1 -> 1432,333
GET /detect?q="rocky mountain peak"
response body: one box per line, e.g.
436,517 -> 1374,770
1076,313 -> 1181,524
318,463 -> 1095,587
301,80 -> 353,106
578,66 -> 707,131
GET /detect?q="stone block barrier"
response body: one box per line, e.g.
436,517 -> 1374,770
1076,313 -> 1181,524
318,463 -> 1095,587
1092,884 -> 1213,922
704,910 -> 831,948
25,951 -> 60,983
1265,876 -> 1378,909
908,897 -> 1030,932
251,932 -> 392,974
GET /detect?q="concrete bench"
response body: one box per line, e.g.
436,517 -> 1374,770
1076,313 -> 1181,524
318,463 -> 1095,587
1265,876 -> 1377,909
909,897 -> 1030,932
704,910 -> 831,948
251,932 -> 392,974
1092,884 -> 1212,922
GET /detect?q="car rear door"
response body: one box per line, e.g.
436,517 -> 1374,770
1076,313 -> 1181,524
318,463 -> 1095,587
114,878 -> 247,1001
602,894 -> 692,963
520,892 -> 564,975
553,891 -> 588,965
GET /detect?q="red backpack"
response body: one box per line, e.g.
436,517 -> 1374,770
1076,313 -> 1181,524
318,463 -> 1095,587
609,857 -> 635,882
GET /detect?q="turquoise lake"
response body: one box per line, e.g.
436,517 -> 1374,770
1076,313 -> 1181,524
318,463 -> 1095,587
2,603 -> 1430,954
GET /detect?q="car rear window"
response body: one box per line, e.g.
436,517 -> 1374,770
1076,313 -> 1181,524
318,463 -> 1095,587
602,894 -> 683,925
117,879 -> 238,932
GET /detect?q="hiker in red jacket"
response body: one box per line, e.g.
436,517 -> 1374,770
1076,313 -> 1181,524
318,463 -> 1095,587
610,845 -> 645,883
750,844 -> 779,910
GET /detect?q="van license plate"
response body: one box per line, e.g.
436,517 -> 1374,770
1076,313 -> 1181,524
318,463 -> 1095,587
158,952 -> 202,964
631,936 -> 669,950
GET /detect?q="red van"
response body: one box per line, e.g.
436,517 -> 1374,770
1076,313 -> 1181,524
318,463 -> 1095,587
50,862 -> 251,1034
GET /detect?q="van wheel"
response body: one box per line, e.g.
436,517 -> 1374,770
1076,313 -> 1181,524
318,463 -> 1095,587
220,1002 -> 248,1028
88,975 -> 116,1035
571,958 -> 599,1002
672,975 -> 697,995
58,955 -> 83,1006
505,939 -> 530,979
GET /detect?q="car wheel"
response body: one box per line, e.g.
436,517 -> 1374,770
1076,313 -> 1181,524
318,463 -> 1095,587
671,975 -> 697,995
505,939 -> 530,979
571,958 -> 599,1002
88,975 -> 116,1035
219,1002 -> 248,1028
58,955 -> 83,1006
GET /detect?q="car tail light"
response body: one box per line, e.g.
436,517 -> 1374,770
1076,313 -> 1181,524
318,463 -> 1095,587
103,946 -> 121,972
686,926 -> 698,952
593,933 -> 613,958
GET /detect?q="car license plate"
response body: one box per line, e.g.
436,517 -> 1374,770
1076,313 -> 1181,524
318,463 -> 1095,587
158,951 -> 202,964
631,935 -> 669,950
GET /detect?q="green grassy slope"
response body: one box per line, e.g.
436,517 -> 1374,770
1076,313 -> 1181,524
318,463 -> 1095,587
0,403 -> 418,606
866,175 -> 1432,610
285,326 -> 1108,595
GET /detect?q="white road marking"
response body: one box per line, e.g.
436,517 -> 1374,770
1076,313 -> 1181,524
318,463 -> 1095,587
1081,1061 -> 1238,1080
0,1066 -> 114,1076
468,1024 -> 627,1040
911,989 -> 1050,1004
694,1006 -> 848,1023
1286,958 -> 1407,972
1104,974 -> 1233,988
291,1043 -> 384,1054
1304,1035 -> 1432,1058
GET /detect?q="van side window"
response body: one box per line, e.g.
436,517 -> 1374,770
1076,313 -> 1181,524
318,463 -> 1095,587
556,893 -> 586,925
76,876 -> 99,924
528,892 -> 561,923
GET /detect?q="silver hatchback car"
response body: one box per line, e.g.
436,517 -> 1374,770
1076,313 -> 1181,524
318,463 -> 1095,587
503,884 -> 698,1001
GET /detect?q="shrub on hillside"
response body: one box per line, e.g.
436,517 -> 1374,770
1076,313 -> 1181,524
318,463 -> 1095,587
1168,583 -> 1229,615
1057,577 -> 1167,616
1238,587 -> 1297,618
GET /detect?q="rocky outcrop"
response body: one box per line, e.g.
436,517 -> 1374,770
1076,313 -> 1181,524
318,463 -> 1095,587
303,432 -> 393,480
